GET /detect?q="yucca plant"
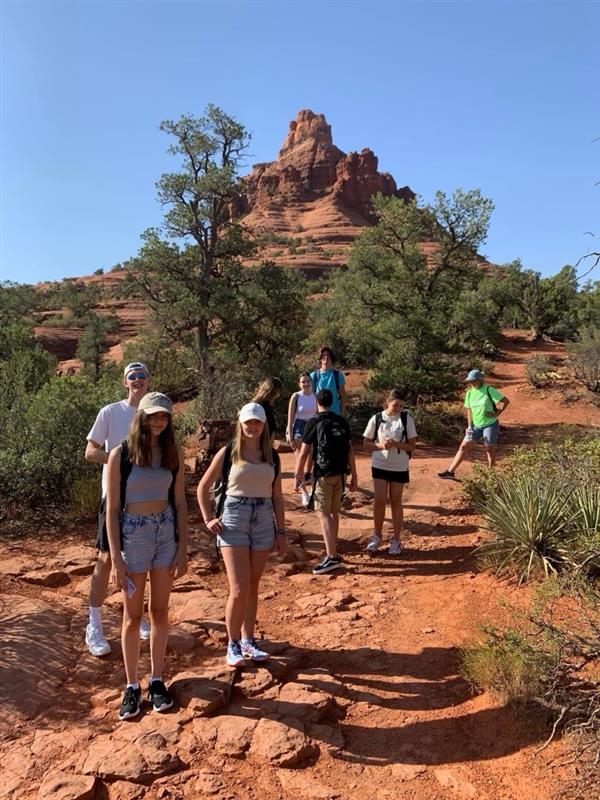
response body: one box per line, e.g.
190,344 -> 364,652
567,486 -> 600,574
478,476 -> 580,584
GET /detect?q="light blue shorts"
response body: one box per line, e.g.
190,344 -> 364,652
121,506 -> 177,573
217,497 -> 275,551
465,421 -> 500,446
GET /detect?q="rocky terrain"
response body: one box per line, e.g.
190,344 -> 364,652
1,332 -> 599,800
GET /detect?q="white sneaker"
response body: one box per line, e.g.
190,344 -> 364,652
226,640 -> 245,668
388,539 -> 402,556
301,488 -> 310,508
241,638 -> 270,661
139,617 -> 151,640
366,534 -> 381,553
85,624 -> 111,657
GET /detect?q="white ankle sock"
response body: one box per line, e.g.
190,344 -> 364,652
127,682 -> 139,690
89,607 -> 102,628
149,676 -> 161,685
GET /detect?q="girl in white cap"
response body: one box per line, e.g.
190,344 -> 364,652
106,392 -> 188,720
197,402 -> 286,667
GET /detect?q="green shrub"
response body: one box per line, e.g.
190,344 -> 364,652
461,625 -> 555,702
525,355 -> 555,387
70,475 -> 101,519
567,328 -> 600,393
478,476 -> 580,583
462,464 -> 502,507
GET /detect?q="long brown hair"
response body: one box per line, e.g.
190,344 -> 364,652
252,377 -> 282,404
127,410 -> 179,470
231,420 -> 274,466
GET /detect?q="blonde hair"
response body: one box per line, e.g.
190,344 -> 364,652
252,377 -> 282,404
231,420 -> 274,466
127,410 -> 178,470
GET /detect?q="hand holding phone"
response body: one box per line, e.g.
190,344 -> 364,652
124,575 -> 137,599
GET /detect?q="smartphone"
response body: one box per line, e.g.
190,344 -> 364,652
124,575 -> 137,598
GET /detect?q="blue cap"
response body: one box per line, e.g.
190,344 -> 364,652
465,369 -> 485,382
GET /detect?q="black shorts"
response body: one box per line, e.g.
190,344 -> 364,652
372,467 -> 409,484
96,497 -> 110,552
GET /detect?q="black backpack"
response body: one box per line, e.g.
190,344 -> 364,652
312,412 -> 351,478
213,441 -> 281,517
119,439 -> 179,539
372,410 -> 412,459
310,369 -> 341,399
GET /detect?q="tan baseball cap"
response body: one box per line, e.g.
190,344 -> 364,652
138,392 -> 172,415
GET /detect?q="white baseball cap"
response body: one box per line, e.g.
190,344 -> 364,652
124,361 -> 149,378
238,402 -> 267,423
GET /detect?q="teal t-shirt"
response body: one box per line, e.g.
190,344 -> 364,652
464,384 -> 504,428
312,369 -> 346,415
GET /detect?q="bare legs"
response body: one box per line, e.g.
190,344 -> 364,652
447,440 -> 497,473
221,547 -> 271,641
121,567 -> 172,684
317,511 -> 339,557
90,550 -> 111,608
373,478 -> 404,542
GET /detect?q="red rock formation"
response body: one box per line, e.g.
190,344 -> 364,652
240,110 -> 415,275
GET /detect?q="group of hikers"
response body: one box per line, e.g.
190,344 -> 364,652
84,347 -> 509,720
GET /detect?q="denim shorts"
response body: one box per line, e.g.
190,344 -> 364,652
292,418 -> 308,439
465,421 -> 500,446
121,506 -> 177,573
218,497 -> 275,551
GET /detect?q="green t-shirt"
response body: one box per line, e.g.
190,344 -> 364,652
464,384 -> 504,428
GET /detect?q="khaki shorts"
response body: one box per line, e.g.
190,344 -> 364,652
314,475 -> 344,514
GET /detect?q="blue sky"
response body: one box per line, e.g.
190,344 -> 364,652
1,0 -> 598,284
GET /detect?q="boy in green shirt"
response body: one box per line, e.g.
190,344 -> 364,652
438,369 -> 510,478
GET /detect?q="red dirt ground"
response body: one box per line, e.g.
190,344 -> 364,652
1,331 -> 598,800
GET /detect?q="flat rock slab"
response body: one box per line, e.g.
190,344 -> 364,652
38,773 -> 96,800
433,768 -> 478,798
82,732 -> 181,784
249,716 -> 318,768
170,670 -> 232,716
278,769 -> 340,799
0,595 -> 74,729
169,589 -> 225,624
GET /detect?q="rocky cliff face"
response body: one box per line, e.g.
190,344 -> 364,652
239,110 -> 415,275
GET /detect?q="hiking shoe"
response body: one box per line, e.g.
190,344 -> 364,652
241,638 -> 270,661
226,640 -> 245,667
312,555 -> 342,575
437,469 -> 455,479
118,685 -> 141,720
301,487 -> 310,507
388,539 -> 402,556
366,534 -> 381,553
85,624 -> 111,657
139,617 -> 151,641
148,680 -> 174,713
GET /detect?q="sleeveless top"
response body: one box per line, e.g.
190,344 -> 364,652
227,460 -> 275,498
125,450 -> 173,504
294,391 -> 317,421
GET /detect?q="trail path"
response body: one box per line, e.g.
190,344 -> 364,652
1,331 -> 598,800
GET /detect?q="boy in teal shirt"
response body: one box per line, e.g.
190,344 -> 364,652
438,369 -> 510,478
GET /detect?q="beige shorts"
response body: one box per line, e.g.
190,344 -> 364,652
314,475 -> 344,514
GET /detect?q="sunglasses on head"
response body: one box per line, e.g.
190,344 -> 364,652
127,372 -> 147,381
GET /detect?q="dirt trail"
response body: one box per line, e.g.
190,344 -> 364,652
1,331 -> 598,800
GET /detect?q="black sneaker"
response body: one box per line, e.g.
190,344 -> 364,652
437,469 -> 455,479
118,685 -> 141,720
312,555 -> 342,575
148,680 -> 174,713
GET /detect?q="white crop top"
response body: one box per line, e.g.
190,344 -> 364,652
294,391 -> 317,421
227,460 -> 275,498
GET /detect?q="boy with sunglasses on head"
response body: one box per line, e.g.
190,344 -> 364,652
84,362 -> 152,657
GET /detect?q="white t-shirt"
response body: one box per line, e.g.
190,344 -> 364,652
87,400 -> 137,496
363,411 -> 418,472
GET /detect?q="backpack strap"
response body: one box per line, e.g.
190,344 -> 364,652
485,386 -> 498,414
400,409 -> 412,459
333,369 -> 340,395
119,439 -> 134,513
372,411 -> 383,442
215,442 -> 233,518
272,448 -> 281,480
310,370 -> 319,394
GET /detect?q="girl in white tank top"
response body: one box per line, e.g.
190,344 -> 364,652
286,372 -> 317,506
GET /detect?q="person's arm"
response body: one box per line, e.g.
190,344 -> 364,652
496,396 -> 510,415
171,445 -> 188,579
286,394 -> 298,445
271,472 -> 286,554
399,436 -> 418,453
197,446 -> 228,535
106,447 -> 128,589
347,445 -> 358,492
85,439 -> 109,465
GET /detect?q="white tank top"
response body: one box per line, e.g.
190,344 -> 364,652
295,392 -> 317,421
